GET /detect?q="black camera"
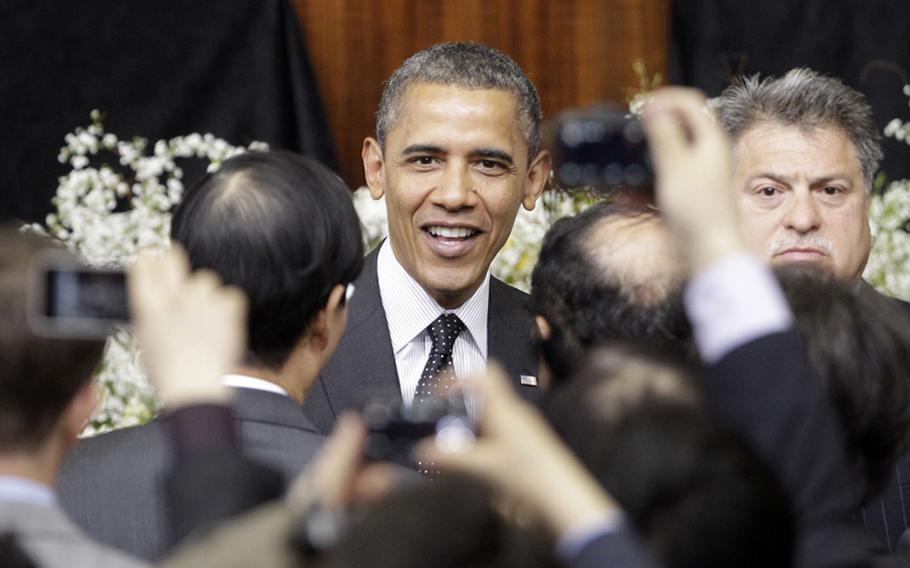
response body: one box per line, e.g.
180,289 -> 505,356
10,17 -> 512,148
362,394 -> 475,467
550,103 -> 653,195
28,250 -> 129,338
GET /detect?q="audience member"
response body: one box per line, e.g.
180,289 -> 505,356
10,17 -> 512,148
0,226 -> 146,568
530,204 -> 692,384
304,42 -> 550,433
716,68 -> 910,550
57,151 -> 364,560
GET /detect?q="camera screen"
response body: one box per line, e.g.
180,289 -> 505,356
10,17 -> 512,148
44,268 -> 129,323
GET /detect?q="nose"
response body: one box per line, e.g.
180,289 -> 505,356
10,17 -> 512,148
431,164 -> 476,211
783,190 -> 822,233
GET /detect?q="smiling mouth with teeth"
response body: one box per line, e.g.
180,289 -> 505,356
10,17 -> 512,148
425,225 -> 479,239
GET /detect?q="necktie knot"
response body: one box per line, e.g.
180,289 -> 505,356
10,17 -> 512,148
427,313 -> 465,354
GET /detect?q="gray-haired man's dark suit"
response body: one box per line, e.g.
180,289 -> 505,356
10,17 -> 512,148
56,388 -> 323,561
303,247 -> 540,434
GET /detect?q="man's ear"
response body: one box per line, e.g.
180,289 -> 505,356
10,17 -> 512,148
534,315 -> 552,341
362,137 -> 386,200
522,150 -> 552,211
61,382 -> 99,446
307,284 -> 348,353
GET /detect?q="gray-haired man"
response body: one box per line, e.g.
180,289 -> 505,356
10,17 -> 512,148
716,68 -> 910,554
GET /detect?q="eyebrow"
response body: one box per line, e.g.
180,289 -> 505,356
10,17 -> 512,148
401,144 -> 444,156
747,172 -> 855,187
470,147 -> 515,165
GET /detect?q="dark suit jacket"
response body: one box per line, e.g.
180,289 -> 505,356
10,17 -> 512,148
304,247 -> 540,433
57,388 -> 324,561
705,331 -> 896,567
859,290 -> 910,553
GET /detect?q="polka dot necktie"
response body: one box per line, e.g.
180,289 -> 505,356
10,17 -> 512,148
414,313 -> 466,404
414,313 -> 465,477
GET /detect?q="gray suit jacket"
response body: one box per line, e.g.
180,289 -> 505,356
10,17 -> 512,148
303,247 -> 541,433
0,500 -> 147,568
57,387 -> 324,561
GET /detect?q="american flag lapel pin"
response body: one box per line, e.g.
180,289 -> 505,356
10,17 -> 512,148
520,374 -> 538,387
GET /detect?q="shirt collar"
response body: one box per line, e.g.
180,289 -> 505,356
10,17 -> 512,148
377,240 -> 489,357
221,374 -> 290,397
0,476 -> 56,507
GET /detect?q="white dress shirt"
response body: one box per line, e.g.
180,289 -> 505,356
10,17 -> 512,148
221,374 -> 290,397
0,475 -> 56,507
376,240 -> 489,409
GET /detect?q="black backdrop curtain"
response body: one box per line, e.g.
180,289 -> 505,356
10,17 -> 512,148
671,0 -> 910,183
0,0 -> 335,223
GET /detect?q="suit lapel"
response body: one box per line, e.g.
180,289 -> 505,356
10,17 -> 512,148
312,249 -> 401,428
488,277 -> 541,402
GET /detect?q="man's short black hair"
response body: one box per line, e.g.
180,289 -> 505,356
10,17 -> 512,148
0,226 -> 106,452
319,475 -> 557,568
171,151 -> 364,369
530,202 -> 692,383
547,352 -> 794,568
777,265 -> 910,503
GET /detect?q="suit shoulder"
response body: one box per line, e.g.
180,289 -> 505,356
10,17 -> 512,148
490,277 -> 530,305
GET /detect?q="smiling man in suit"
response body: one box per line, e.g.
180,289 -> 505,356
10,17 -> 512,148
304,42 -> 551,432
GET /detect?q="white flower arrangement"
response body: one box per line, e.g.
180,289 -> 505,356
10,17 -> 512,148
865,84 -> 910,300
24,111 -> 266,434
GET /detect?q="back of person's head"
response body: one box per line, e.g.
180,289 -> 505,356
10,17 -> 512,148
776,265 -> 910,503
715,67 -> 882,190
603,409 -> 794,568
530,202 -> 692,383
0,225 -> 106,453
317,475 -> 557,568
171,151 -> 364,370
546,347 -> 794,568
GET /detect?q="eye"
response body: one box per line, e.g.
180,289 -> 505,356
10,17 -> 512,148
758,186 -> 779,197
407,155 -> 439,169
476,159 -> 508,175
821,186 -> 842,196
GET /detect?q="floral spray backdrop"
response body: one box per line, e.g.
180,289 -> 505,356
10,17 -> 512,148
26,85 -> 910,434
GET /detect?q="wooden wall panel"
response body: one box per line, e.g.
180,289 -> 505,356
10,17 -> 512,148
290,0 -> 669,187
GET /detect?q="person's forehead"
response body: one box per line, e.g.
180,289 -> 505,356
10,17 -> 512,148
733,121 -> 863,178
391,83 -> 523,135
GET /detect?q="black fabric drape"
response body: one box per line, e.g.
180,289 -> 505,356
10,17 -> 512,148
0,0 -> 335,223
671,0 -> 910,182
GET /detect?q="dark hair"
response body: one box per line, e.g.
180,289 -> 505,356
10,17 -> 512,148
318,475 -> 557,568
0,225 -> 106,452
547,354 -> 794,568
376,42 -> 543,162
171,151 -> 364,369
776,265 -> 910,503
530,202 -> 692,383
0,533 -> 38,568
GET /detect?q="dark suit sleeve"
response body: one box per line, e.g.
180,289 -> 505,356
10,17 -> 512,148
704,331 -> 873,568
569,529 -> 663,568
163,405 -> 284,547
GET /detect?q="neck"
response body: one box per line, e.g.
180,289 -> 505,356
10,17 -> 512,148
232,355 -> 314,406
0,444 -> 61,488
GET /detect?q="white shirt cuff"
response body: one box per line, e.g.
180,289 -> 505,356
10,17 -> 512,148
684,253 -> 793,364
555,510 -> 627,562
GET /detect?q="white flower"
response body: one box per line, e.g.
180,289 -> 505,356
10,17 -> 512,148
28,111 -> 263,434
